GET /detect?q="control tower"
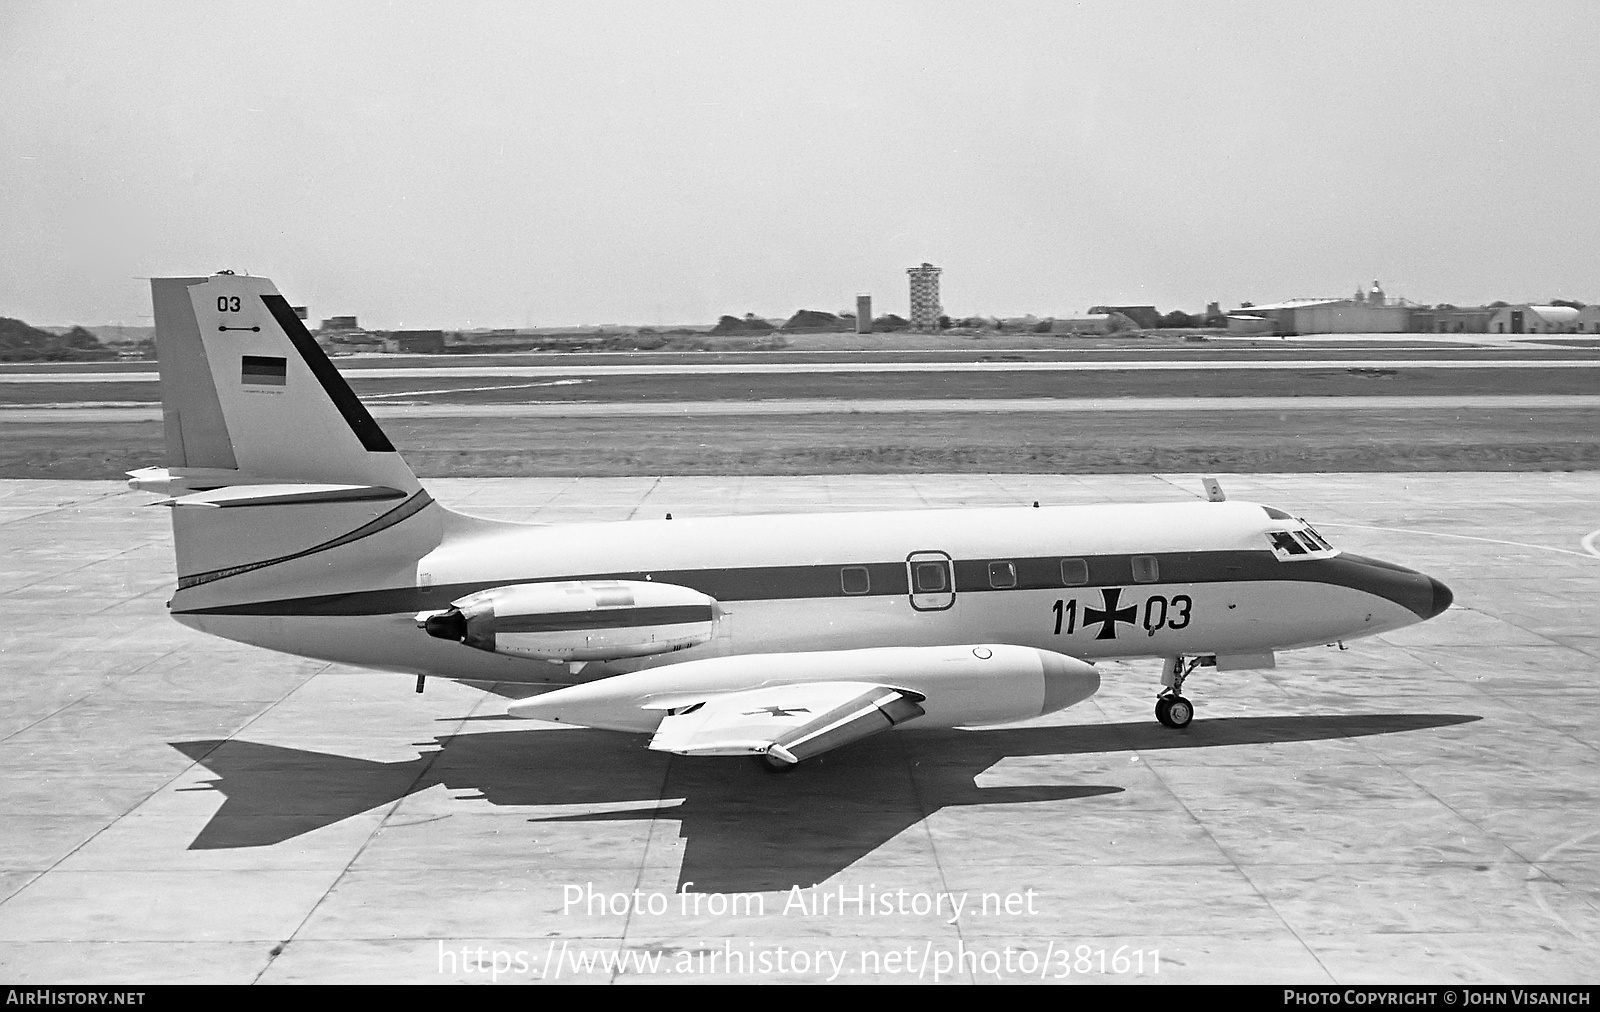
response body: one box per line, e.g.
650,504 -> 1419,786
906,263 -> 943,332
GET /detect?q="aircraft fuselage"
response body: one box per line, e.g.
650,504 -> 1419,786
174,499 -> 1446,684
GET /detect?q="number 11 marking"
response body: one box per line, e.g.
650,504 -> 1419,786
1051,598 -> 1076,635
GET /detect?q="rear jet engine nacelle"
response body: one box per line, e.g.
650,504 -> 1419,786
421,580 -> 718,662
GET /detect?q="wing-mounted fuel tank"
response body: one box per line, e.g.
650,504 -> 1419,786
419,580 -> 718,662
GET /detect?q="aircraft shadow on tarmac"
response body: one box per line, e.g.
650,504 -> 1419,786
171,712 -> 1478,893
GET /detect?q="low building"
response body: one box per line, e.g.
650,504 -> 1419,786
1051,314 -> 1112,335
328,331 -> 385,352
1409,307 -> 1496,333
1225,313 -> 1275,336
1225,299 -> 1340,335
1575,306 -> 1600,334
385,330 -> 446,354
1089,305 -> 1160,329
1289,301 -> 1409,334
1226,297 -> 1409,335
1485,305 -> 1581,335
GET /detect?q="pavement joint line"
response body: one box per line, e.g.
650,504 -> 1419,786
1455,602 -> 1583,654
0,638 -> 190,747
1151,474 -> 1207,500
624,477 -> 663,521
1385,637 -> 1576,747
1287,706 -> 1490,964
1527,862 -> 1600,934
0,644 -> 288,923
1125,708 -> 1341,984
620,746 -> 686,980
0,535 -> 177,598
251,664 -> 488,982
89,579 -> 181,616
1354,645 -> 1600,944
1520,864 -> 1599,944
905,741 -> 967,980
1401,628 -> 1600,761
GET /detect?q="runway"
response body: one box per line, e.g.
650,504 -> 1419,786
1,472 -> 1596,983
8,394 -> 1600,423
4,358 -> 1599,384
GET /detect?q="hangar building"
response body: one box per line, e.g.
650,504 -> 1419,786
1485,305 -> 1581,334
1226,296 -> 1409,336
1409,306 -> 1496,333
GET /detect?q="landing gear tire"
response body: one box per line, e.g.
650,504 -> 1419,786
1155,694 -> 1194,729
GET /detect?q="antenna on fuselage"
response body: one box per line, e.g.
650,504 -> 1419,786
1202,477 -> 1226,502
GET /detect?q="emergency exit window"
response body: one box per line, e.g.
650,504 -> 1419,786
914,562 -> 948,593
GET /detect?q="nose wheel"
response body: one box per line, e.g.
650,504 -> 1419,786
1155,693 -> 1193,728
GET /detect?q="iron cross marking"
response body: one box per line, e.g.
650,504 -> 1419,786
1084,588 -> 1137,640
745,706 -> 811,717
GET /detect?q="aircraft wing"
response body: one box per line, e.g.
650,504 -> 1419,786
646,680 -> 926,766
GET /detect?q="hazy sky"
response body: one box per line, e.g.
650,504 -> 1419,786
4,1 -> 1598,327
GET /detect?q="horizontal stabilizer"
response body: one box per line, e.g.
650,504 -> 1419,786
154,484 -> 408,509
648,680 -> 926,763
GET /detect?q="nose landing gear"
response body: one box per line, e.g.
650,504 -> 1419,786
1155,693 -> 1193,728
1156,655 -> 1210,729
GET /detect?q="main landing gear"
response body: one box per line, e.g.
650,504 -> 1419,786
1155,655 -> 1209,729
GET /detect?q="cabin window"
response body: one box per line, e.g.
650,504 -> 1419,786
1132,555 -> 1160,583
840,566 -> 871,595
988,561 -> 1017,589
1060,558 -> 1089,586
913,561 -> 948,593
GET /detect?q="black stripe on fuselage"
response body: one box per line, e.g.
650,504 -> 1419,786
494,605 -> 714,633
261,294 -> 395,452
174,550 -> 1432,618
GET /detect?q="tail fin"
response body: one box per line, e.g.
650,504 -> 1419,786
139,273 -> 442,610
142,272 -> 418,492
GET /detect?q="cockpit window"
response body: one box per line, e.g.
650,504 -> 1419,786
1270,531 -> 1307,555
1268,523 -> 1338,560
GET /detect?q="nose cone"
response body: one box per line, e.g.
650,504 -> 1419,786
1038,649 -> 1100,715
1426,577 -> 1454,619
1332,554 -> 1454,623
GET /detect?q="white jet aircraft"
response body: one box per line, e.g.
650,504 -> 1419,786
131,273 -> 1452,769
